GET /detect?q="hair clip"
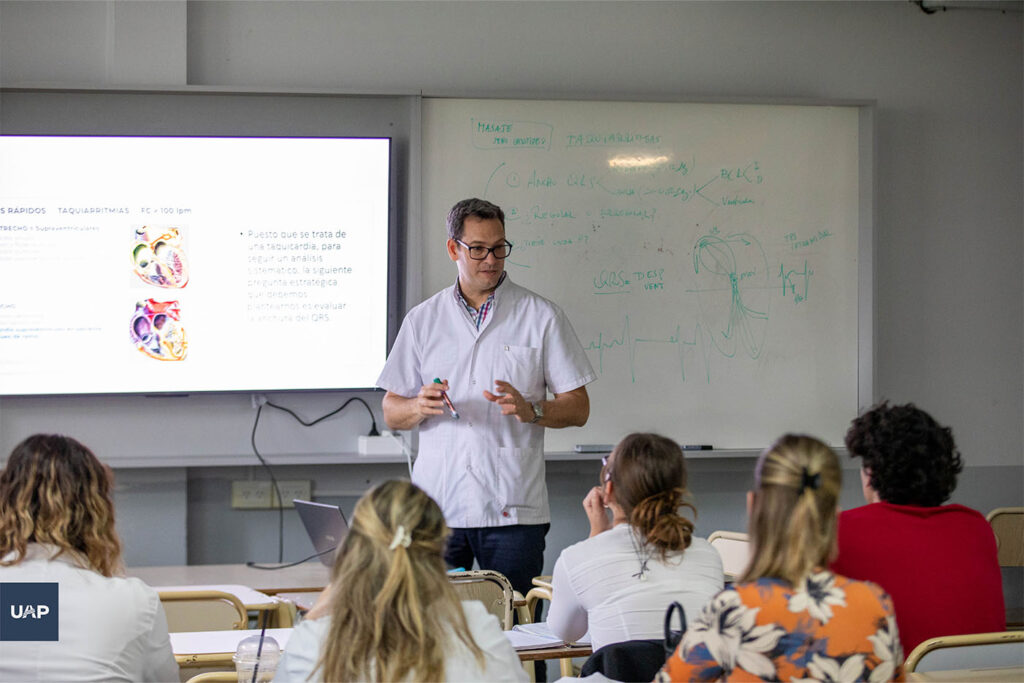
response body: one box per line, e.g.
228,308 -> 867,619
388,525 -> 413,550
800,467 -> 821,492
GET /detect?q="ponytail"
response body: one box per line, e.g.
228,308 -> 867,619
316,481 -> 485,682
741,435 -> 841,586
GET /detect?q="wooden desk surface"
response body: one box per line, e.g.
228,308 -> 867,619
516,643 -> 592,662
128,562 -> 330,594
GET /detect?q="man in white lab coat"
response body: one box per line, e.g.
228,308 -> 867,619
377,197 -> 596,596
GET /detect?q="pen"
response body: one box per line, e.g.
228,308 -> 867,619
682,445 -> 714,451
433,378 -> 460,420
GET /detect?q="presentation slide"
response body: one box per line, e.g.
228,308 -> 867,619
0,136 -> 391,396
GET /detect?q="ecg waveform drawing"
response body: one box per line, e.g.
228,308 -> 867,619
584,316 -> 718,383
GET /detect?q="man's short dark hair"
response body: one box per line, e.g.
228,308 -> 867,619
446,198 -> 505,241
845,401 -> 962,507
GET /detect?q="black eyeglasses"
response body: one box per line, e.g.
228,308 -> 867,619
455,239 -> 513,260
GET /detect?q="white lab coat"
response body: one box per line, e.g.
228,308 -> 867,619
377,277 -> 596,527
0,543 -> 178,683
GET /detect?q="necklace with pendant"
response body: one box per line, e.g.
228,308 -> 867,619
627,526 -> 650,581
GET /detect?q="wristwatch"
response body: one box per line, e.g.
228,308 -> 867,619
530,401 -> 544,424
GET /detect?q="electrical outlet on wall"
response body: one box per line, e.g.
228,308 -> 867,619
231,481 -> 272,509
270,480 -> 312,508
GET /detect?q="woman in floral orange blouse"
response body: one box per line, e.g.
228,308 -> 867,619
658,435 -> 904,682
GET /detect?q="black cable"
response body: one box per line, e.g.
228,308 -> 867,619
248,395 -> 380,565
250,404 -> 286,563
264,396 -> 379,435
245,546 -> 335,570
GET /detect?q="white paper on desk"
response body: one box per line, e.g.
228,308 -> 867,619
508,621 -> 591,649
170,628 -> 292,655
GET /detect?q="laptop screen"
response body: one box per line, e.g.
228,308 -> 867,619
293,499 -> 349,567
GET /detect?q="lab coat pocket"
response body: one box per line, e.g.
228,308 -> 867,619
496,344 -> 544,400
495,446 -> 545,510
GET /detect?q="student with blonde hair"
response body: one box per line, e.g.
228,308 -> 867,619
275,480 -> 526,682
547,433 -> 723,651
0,434 -> 177,682
658,434 -> 904,682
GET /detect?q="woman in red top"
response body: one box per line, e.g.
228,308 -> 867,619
831,402 -> 1005,654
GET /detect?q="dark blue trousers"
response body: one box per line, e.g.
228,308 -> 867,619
445,523 -> 550,600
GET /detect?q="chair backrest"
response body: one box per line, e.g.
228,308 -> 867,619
904,631 -> 1024,673
707,530 -> 750,580
580,639 -> 669,681
448,570 -> 514,630
185,672 -> 239,683
159,589 -> 249,632
987,507 -> 1024,567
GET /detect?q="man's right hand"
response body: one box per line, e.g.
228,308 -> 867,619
381,382 -> 448,431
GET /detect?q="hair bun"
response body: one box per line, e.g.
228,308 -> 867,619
631,488 -> 694,556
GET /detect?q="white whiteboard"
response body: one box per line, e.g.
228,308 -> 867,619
422,98 -> 870,450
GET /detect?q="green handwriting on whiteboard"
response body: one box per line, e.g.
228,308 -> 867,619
784,229 -> 834,251
565,132 -> 662,147
485,159 -> 767,213
471,118 -> 553,150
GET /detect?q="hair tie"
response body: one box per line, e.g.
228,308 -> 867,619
388,525 -> 412,550
800,467 -> 821,492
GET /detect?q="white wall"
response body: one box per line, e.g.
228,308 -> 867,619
1,1 -> 1020,574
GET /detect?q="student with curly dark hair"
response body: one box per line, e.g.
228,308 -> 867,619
547,433 -> 723,651
832,402 -> 1005,653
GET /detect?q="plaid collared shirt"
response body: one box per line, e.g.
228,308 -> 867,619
454,272 -> 507,329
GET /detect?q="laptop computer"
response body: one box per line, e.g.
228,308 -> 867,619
293,499 -> 349,567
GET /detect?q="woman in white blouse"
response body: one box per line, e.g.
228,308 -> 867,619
274,480 -> 526,682
0,434 -> 178,682
547,433 -> 724,651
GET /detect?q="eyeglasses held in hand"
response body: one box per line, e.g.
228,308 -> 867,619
455,239 -> 513,260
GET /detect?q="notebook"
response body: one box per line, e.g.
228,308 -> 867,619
293,499 -> 349,567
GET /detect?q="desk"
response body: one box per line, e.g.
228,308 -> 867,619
171,628 -> 293,668
516,643 -> 592,662
128,562 -> 329,594
171,623 -> 588,673
274,590 -> 322,613
907,666 -> 1024,681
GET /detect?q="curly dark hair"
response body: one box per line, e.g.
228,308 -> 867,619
845,401 -> 962,507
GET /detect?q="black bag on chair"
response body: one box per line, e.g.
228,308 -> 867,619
662,600 -> 686,655
579,602 -> 686,682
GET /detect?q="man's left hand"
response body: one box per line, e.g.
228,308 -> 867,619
483,380 -> 535,422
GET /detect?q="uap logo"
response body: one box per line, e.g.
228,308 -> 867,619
10,603 -> 51,619
0,582 -> 58,641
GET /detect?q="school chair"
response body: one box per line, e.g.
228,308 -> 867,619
707,530 -> 750,581
184,672 -> 237,683
448,570 -> 515,630
987,506 -> 1024,629
159,589 -> 249,632
904,630 -> 1024,674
